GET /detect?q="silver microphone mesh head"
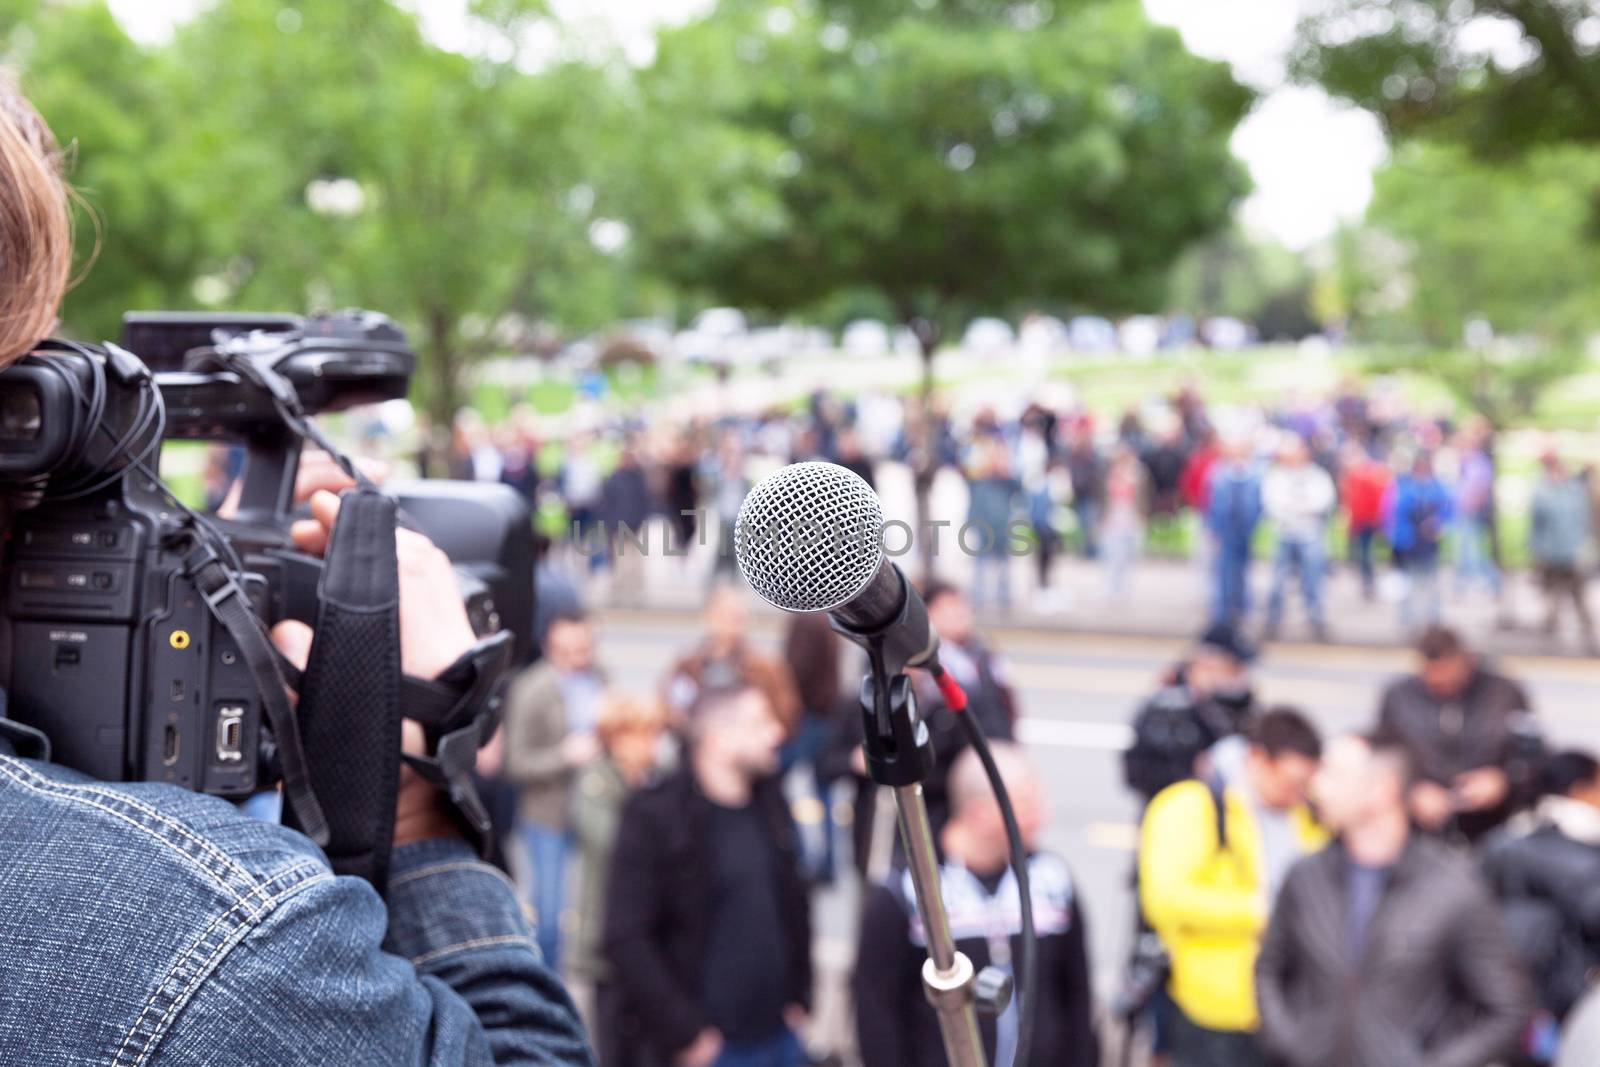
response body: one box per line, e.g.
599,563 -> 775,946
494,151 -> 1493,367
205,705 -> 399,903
735,461 -> 885,613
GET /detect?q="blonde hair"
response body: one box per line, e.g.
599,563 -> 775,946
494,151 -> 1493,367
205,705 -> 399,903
0,71 -> 71,364
595,691 -> 667,746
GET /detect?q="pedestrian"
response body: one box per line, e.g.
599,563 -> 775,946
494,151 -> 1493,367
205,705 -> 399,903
571,691 -> 669,1061
1204,437 -> 1262,627
1453,418 -> 1502,599
1530,451 -> 1596,652
1016,408 -> 1064,611
532,531 -> 584,658
1337,441 -> 1389,601
664,431 -> 701,560
1377,625 -> 1542,843
1482,750 -> 1600,1061
1262,435 -> 1336,640
855,743 -> 1099,1067
563,432 -> 607,572
663,584 -> 801,735
1139,708 -> 1326,1067
600,442 -> 652,605
1122,622 -> 1259,805
707,434 -> 748,583
1178,426 -> 1219,515
602,685 -> 812,1067
1101,443 -> 1146,598
502,612 -> 607,970
1142,421 -> 1188,523
964,437 -> 1020,613
917,580 -> 1018,836
781,610 -> 845,882
1064,415 -> 1106,560
1384,450 -> 1451,633
833,424 -> 877,489
1255,730 -> 1532,1067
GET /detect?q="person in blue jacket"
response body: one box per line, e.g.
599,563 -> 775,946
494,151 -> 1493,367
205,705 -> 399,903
1384,451 -> 1453,633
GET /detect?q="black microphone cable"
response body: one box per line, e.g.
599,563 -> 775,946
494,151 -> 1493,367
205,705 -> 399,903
932,665 -> 1037,1067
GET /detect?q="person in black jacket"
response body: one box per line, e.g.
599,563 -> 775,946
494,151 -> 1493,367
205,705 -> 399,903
601,684 -> 811,1067
1377,625 -> 1543,843
1482,750 -> 1600,1039
854,742 -> 1099,1067
1256,729 -> 1531,1067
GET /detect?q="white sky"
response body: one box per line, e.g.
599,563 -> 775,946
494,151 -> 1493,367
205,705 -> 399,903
107,0 -> 1386,250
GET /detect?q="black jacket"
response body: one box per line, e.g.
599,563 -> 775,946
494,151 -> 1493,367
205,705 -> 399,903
854,853 -> 1098,1067
601,769 -> 811,1066
1377,666 -> 1541,841
1481,801 -> 1600,1021
1256,836 -> 1532,1067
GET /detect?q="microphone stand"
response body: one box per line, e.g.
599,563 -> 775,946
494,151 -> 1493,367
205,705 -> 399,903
831,568 -> 1007,1067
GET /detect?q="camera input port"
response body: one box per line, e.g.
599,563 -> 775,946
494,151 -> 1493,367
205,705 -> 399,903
215,705 -> 244,763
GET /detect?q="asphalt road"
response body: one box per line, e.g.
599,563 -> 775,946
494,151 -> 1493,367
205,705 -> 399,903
592,607 -> 1600,1054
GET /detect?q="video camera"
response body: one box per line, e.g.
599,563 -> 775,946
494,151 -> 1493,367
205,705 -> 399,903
0,311 -> 533,818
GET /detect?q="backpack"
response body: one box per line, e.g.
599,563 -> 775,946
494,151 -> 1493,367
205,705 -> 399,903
1122,688 -> 1214,801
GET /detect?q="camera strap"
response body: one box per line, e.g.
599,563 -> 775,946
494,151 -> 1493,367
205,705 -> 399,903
183,540 -> 331,847
398,629 -> 512,849
284,486 -> 405,891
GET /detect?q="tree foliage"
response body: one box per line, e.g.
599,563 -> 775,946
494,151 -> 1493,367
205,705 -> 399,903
1292,0 -> 1600,159
1337,140 -> 1600,424
624,0 -> 1253,362
5,0 -> 610,423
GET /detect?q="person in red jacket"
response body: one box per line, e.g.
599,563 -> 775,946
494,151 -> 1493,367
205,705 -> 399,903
1180,427 -> 1220,514
1338,443 -> 1391,600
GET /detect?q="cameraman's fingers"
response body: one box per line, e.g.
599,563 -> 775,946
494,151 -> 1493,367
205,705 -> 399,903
288,491 -> 342,557
308,488 -> 342,529
271,619 -> 315,673
293,451 -> 389,505
396,527 -> 478,681
290,519 -> 329,557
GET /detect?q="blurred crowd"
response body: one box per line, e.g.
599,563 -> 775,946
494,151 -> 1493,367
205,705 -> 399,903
469,543 -> 1600,1066
1119,620 -> 1595,1066
405,373 -> 1600,654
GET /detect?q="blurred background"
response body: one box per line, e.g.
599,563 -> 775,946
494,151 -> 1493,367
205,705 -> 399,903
11,1 -> 1600,1063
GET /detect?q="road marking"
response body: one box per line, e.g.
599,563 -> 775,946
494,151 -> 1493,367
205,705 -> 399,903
1017,718 -> 1133,750
1085,822 -> 1141,852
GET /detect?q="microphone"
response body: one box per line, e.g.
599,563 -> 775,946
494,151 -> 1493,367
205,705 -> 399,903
734,461 -> 943,675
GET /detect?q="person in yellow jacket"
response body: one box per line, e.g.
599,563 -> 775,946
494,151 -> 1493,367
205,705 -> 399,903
1139,706 -> 1325,1067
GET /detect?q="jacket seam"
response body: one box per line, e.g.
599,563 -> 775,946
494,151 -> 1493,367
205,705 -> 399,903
410,933 -> 536,968
390,859 -> 519,895
0,757 -> 250,896
112,860 -> 331,1067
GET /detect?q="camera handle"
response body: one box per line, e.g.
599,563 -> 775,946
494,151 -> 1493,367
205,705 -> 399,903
228,427 -> 301,529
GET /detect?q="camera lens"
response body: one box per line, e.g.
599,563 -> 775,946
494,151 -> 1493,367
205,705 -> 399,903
0,388 -> 42,442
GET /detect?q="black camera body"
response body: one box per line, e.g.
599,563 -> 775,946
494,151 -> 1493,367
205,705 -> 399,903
0,311 -> 532,801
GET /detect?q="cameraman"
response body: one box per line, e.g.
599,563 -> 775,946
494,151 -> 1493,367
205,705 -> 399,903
0,76 -> 590,1065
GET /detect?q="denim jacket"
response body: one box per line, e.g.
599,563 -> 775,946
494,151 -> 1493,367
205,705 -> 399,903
0,727 -> 593,1066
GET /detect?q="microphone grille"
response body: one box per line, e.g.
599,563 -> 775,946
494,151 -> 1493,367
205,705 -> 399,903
735,461 -> 885,613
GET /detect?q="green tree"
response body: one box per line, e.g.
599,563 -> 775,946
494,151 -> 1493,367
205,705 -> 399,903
156,0 -> 610,424
7,0 -> 613,425
624,0 -> 1251,558
2,1 -> 202,341
1292,0 -> 1600,158
1338,140 -> 1600,424
1166,230 -> 1317,337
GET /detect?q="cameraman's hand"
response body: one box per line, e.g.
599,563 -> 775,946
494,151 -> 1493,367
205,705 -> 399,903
273,489 -> 479,846
292,489 -> 478,681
